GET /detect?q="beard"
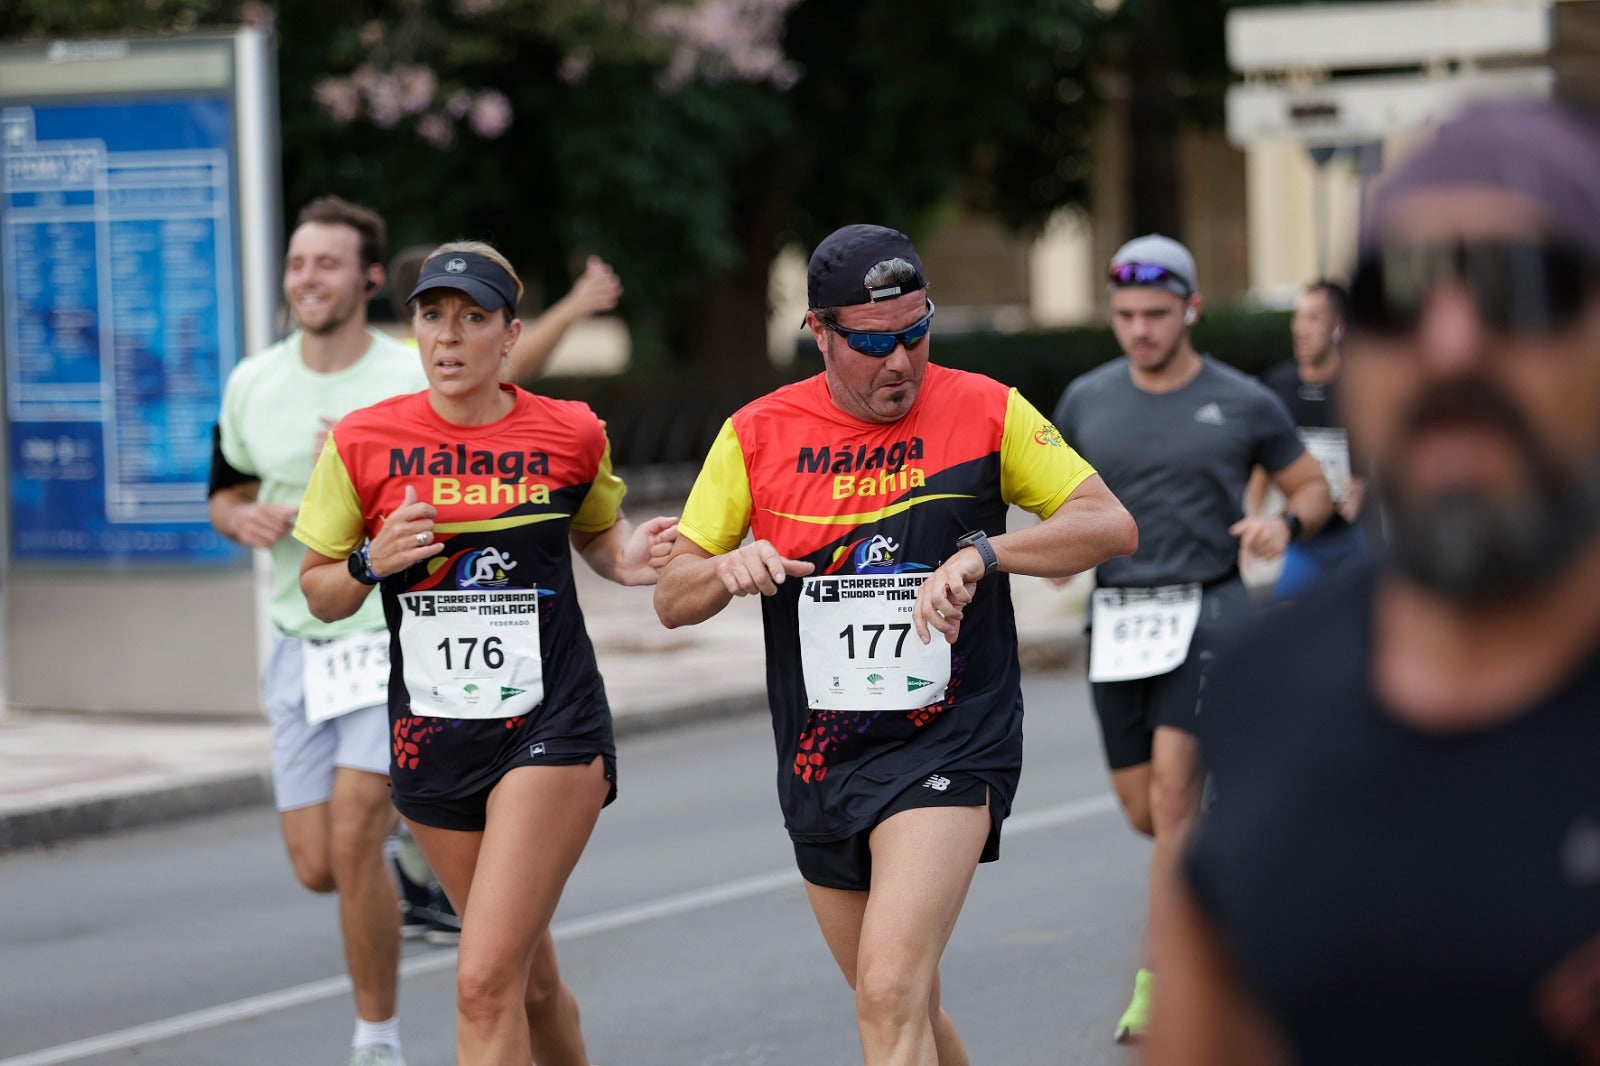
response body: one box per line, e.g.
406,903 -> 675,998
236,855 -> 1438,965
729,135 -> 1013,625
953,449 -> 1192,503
1376,378 -> 1600,606
300,302 -> 358,336
1128,334 -> 1184,374
293,284 -> 363,337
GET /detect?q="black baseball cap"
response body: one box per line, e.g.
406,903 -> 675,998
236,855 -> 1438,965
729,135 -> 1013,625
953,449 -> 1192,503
407,251 -> 518,313
807,224 -> 926,308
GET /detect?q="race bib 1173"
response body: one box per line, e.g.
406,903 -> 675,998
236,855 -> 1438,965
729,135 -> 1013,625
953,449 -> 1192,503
303,629 -> 390,724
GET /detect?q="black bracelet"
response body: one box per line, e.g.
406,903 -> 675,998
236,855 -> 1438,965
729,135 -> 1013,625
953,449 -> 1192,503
1280,511 -> 1304,542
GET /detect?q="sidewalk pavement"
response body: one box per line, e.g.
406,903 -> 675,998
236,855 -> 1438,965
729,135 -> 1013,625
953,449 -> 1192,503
0,537 -> 1093,852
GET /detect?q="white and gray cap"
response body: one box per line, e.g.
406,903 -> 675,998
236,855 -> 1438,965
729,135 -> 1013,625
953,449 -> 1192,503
1108,234 -> 1198,298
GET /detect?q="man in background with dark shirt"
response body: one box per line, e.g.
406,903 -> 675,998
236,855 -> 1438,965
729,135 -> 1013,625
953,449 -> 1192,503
1246,280 -> 1369,598
1149,98 -> 1600,1066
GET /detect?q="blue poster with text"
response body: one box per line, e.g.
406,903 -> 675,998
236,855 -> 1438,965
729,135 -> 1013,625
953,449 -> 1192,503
1,97 -> 243,564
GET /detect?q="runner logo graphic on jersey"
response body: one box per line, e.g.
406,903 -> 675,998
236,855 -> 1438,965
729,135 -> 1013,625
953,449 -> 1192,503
825,532 -> 934,576
861,534 -> 899,569
1193,402 -> 1227,426
458,546 -> 518,588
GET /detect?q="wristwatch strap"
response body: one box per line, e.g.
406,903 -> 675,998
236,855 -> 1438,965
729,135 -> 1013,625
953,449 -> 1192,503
956,530 -> 998,575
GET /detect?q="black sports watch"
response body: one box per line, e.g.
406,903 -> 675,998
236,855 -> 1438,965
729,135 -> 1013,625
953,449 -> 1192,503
956,530 -> 998,575
1280,511 -> 1304,542
347,542 -> 380,586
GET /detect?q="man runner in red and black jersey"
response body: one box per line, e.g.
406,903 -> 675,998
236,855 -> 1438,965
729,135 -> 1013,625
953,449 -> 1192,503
655,224 -> 1137,1065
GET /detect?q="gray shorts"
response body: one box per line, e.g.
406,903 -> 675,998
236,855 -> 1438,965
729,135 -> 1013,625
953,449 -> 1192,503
263,633 -> 390,811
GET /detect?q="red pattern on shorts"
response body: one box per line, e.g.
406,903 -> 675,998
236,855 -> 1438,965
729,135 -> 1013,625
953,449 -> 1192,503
391,716 -> 445,771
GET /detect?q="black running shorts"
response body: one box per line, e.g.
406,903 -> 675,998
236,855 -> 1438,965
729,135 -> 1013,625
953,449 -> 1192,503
394,752 -> 617,832
792,770 -> 1005,892
1088,578 -> 1249,770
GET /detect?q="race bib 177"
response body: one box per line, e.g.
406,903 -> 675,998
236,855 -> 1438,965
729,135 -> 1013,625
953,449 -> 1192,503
798,574 -> 950,711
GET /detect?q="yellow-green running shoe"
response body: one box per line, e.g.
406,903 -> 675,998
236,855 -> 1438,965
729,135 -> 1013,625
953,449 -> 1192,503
1114,967 -> 1153,1043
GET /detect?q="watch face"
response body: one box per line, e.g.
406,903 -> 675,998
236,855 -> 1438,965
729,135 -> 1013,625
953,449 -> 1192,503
348,548 -> 376,584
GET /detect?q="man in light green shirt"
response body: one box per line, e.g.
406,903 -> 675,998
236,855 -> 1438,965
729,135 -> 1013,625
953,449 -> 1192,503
209,196 -> 423,1066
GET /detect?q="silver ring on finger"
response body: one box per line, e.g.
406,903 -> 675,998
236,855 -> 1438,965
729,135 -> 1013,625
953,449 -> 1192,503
415,531 -> 429,546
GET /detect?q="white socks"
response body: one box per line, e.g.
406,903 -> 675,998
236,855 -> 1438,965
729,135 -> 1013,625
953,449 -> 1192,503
353,1015 -> 400,1050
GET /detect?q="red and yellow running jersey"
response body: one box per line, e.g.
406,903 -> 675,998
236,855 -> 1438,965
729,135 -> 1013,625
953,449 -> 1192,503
678,363 -> 1095,842
295,384 -> 624,804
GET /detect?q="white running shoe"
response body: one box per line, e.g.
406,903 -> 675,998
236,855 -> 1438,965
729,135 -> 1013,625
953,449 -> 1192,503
346,1045 -> 405,1066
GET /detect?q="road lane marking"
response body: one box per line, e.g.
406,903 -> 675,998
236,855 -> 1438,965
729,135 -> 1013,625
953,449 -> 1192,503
0,793 -> 1117,1066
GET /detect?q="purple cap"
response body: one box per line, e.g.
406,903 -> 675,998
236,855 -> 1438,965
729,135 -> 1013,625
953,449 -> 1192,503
1366,99 -> 1600,262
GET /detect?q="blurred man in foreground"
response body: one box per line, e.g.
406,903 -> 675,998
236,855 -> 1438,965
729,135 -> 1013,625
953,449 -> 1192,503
1149,99 -> 1600,1066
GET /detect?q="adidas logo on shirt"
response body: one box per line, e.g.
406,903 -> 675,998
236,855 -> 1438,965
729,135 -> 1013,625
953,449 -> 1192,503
1193,402 -> 1226,426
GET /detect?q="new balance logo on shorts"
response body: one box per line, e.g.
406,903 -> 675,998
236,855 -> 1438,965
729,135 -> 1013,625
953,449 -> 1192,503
923,774 -> 952,791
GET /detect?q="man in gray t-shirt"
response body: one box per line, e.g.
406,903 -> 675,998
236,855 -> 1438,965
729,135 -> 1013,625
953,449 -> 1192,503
1051,234 -> 1332,1044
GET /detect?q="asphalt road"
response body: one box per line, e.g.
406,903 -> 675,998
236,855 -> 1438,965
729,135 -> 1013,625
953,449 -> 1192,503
0,670 -> 1149,1066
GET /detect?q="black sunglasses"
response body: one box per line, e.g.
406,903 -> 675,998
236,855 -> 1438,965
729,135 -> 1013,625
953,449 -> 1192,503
823,300 -> 936,356
1348,239 -> 1598,338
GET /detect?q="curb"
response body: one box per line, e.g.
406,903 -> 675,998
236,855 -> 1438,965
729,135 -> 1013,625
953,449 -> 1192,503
0,633 -> 1084,853
612,687 -> 769,739
0,769 -> 273,853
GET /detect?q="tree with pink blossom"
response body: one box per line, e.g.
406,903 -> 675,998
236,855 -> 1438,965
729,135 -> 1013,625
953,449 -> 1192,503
2,0 -> 1220,390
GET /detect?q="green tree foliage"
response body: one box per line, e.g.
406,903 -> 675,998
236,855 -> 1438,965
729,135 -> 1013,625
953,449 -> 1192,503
0,1 -> 1249,386
546,0 -> 1116,381
0,0 -> 218,35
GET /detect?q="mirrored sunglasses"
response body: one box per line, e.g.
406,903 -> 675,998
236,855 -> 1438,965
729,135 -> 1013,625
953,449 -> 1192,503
1108,262 -> 1190,294
824,300 -> 936,356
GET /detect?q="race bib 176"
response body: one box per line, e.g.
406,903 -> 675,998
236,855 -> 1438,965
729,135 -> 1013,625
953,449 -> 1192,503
398,589 -> 544,720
